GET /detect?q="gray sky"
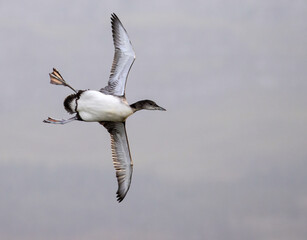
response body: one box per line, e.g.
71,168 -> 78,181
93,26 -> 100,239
0,0 -> 307,239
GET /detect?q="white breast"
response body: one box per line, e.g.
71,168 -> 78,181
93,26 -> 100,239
76,90 -> 133,122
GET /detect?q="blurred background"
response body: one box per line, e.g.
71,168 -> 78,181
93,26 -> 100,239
0,0 -> 306,239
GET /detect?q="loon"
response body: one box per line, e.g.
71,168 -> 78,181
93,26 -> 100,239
44,13 -> 165,202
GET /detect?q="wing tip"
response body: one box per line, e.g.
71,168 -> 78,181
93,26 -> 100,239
116,190 -> 127,203
111,13 -> 119,23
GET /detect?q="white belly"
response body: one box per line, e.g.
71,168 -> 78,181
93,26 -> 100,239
76,90 -> 133,122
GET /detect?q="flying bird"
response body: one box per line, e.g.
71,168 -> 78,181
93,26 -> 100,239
44,13 -> 166,202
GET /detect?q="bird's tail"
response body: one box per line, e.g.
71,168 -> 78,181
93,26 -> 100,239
64,93 -> 77,114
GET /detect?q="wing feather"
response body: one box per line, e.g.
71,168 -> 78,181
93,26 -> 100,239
101,121 -> 133,202
100,13 -> 136,96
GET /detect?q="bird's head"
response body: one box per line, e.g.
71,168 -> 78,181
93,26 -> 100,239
130,100 -> 166,112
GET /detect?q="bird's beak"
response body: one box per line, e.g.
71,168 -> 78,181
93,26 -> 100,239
157,106 -> 166,111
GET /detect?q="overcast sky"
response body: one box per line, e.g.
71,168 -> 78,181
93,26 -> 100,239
0,0 -> 307,239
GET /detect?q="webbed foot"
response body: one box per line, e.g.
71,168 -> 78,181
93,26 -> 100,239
49,68 -> 77,93
43,116 -> 78,124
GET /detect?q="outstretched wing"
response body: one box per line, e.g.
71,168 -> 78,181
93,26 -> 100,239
100,121 -> 133,202
100,13 -> 136,97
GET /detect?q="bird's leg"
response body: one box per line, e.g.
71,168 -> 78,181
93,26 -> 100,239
43,116 -> 78,124
49,68 -> 77,93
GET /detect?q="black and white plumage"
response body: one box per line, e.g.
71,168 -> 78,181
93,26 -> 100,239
44,13 -> 165,202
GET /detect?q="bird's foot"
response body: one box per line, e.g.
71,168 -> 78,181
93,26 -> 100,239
49,68 -> 77,93
43,116 -> 78,124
